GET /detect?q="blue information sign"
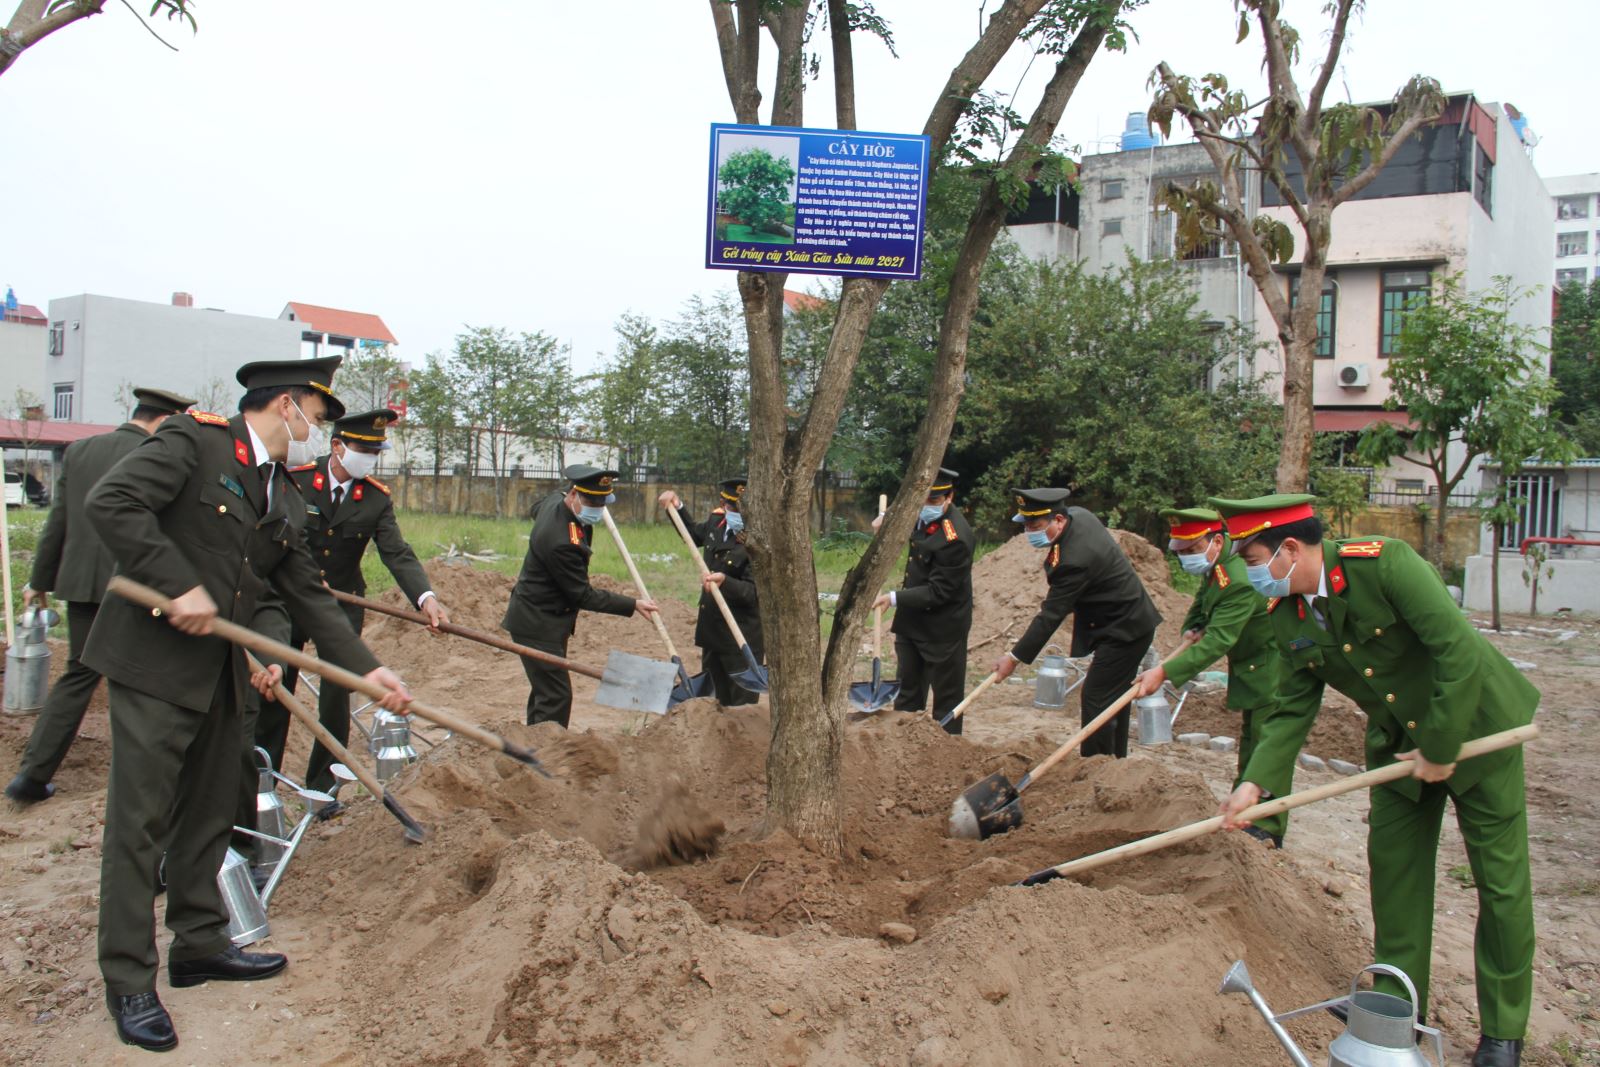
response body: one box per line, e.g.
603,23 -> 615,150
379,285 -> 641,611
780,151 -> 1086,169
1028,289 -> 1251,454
706,122 -> 930,280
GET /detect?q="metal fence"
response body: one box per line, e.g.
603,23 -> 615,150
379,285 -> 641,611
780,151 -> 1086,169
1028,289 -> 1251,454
1366,489 -> 1480,509
1494,473 -> 1563,550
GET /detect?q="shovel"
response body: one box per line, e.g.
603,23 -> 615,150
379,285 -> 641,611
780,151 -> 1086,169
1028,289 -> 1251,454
950,639 -> 1198,840
245,650 -> 427,843
936,671 -> 1002,729
849,496 -> 900,713
601,507 -> 712,706
327,589 -> 678,716
1015,723 -> 1540,885
664,504 -> 768,693
106,577 -> 555,773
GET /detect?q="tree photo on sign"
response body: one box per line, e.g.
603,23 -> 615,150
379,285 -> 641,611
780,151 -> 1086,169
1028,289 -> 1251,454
716,144 -> 798,243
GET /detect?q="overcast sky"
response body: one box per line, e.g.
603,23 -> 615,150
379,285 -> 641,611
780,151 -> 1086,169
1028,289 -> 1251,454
2,0 -> 1594,377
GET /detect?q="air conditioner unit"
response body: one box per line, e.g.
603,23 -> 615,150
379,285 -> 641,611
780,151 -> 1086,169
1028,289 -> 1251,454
1338,363 -> 1370,389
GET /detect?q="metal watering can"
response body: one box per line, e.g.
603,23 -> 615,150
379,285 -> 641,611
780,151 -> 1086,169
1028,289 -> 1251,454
1032,646 -> 1086,709
220,764 -> 353,946
3,606 -> 59,714
1134,682 -> 1189,746
1220,960 -> 1445,1066
373,713 -> 418,785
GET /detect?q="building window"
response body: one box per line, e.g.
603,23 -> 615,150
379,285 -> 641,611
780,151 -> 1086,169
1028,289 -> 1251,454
1557,231 -> 1589,258
1472,145 -> 1493,216
1394,479 -> 1427,495
1102,179 -> 1124,200
1556,268 -> 1589,290
1380,269 -> 1430,356
52,384 -> 74,421
1289,274 -> 1337,358
1102,218 -> 1122,237
48,321 -> 64,356
1496,473 -> 1562,550
1557,195 -> 1590,221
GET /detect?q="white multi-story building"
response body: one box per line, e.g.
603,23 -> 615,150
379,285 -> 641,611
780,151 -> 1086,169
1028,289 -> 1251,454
1548,173 -> 1600,290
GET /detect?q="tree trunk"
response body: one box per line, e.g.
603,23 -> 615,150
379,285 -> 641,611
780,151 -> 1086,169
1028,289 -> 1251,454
1277,256 -> 1326,492
1491,519 -> 1503,631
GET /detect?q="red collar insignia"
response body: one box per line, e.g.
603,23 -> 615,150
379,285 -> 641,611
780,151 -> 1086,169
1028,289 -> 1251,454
1328,563 -> 1348,596
352,484 -> 363,502
312,471 -> 325,491
233,439 -> 249,466
926,522 -> 940,535
1296,599 -> 1306,621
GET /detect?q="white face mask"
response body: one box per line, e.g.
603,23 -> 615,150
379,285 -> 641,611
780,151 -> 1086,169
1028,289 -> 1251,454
284,398 -> 328,467
337,445 -> 378,480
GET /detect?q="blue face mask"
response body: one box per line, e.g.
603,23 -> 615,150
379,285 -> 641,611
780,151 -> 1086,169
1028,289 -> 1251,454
576,505 -> 605,527
1026,528 -> 1052,549
723,510 -> 744,534
1246,542 -> 1295,598
1177,543 -> 1215,575
919,503 -> 945,525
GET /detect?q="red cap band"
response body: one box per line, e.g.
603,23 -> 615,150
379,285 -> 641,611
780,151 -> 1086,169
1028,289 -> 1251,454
1222,502 -> 1316,541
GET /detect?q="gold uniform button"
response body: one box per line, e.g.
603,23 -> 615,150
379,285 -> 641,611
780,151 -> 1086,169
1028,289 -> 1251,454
1248,664 -> 1256,672
1406,720 -> 1417,729
1342,643 -> 1353,653
323,549 -> 331,556
1385,693 -> 1396,703
1364,668 -> 1374,677
151,608 -> 162,618
1374,627 -> 1384,636
217,505 -> 227,514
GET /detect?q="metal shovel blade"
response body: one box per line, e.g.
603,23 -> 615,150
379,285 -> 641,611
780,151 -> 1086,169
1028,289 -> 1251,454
731,644 -> 769,694
669,656 -> 716,706
949,771 -> 1019,839
848,658 -> 901,713
595,650 -> 680,715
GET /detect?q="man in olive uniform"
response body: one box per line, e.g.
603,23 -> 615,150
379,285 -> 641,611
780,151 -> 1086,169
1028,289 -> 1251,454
658,477 -> 762,706
503,465 -> 658,727
993,488 -> 1161,757
1212,494 -> 1537,1067
871,467 -> 973,734
255,408 -> 448,792
81,357 -> 413,1052
5,387 -> 194,805
1133,507 -> 1287,845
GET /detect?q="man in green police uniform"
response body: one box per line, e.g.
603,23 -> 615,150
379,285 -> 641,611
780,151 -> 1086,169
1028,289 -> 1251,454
993,488 -> 1161,756
1212,494 -> 1537,1067
503,465 -> 659,727
81,357 -> 413,1052
658,477 -> 763,707
871,467 -> 974,734
6,387 -> 195,805
1133,508 -> 1287,845
256,408 -> 449,792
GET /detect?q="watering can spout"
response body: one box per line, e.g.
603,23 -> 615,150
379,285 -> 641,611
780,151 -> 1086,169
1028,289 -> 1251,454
1219,960 -> 1254,996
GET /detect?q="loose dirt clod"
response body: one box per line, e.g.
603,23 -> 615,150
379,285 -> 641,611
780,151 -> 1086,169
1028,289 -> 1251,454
542,730 -> 621,782
625,779 -> 726,869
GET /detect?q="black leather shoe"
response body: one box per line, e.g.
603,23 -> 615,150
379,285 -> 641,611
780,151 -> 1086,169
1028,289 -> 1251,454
1472,1036 -> 1522,1067
4,774 -> 55,804
107,990 -> 177,1052
168,945 -> 287,987
1242,825 -> 1284,849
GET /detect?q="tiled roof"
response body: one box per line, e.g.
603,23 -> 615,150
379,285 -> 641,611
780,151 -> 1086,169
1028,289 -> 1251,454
0,419 -> 119,446
283,302 -> 397,345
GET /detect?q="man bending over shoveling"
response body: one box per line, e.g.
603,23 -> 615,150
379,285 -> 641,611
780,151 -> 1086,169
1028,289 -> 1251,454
502,465 -> 659,727
992,487 -> 1161,757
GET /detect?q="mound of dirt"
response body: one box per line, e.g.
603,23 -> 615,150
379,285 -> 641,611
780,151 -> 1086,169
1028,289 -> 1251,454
274,699 -> 1367,1063
1175,687 -> 1369,766
969,529 -> 1190,658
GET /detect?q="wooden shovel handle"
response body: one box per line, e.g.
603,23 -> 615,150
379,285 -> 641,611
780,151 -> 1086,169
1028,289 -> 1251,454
1038,723 -> 1540,881
943,671 -> 1000,724
1021,639 -> 1199,789
874,495 -> 887,662
601,507 -> 680,662
244,652 -> 385,801
106,577 -> 548,769
330,589 -> 603,681
664,503 -> 752,648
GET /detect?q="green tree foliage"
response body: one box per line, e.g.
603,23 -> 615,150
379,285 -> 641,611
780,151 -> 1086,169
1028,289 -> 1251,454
1551,277 -> 1600,456
583,314 -> 661,476
403,355 -> 465,497
1357,275 -> 1570,570
716,148 -> 796,235
335,344 -> 404,415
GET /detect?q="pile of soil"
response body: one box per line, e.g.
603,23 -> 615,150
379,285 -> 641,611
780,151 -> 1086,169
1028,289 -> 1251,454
275,700 -> 1368,1063
1174,688 -> 1368,766
969,529 -> 1207,659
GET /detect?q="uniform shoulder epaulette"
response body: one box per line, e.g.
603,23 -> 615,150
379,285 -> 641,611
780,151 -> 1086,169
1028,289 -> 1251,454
1266,596 -> 1283,613
568,521 -> 583,546
1214,565 -> 1231,589
942,518 -> 959,541
712,507 -> 726,515
288,463 -> 317,473
189,411 -> 229,427
1338,540 -> 1386,559
1047,543 -> 1061,569
365,476 -> 390,495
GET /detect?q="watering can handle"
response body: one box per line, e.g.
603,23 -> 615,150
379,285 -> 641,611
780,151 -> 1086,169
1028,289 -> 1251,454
1348,964 -> 1446,1067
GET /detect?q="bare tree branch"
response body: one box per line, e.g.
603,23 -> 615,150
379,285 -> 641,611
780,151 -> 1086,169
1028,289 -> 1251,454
708,0 -> 762,123
1305,0 -> 1356,124
767,2 -> 807,127
1,0 -> 107,77
1330,108 -> 1436,207
921,0 -> 1049,158
826,0 -> 855,130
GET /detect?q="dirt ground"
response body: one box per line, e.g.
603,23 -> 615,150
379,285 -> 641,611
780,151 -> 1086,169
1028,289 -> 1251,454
1,535 -> 1596,1066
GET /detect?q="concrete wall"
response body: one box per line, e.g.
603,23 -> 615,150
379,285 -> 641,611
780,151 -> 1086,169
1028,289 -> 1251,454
1335,503 -> 1483,570
1004,223 -> 1078,266
1464,555 -> 1600,615
0,321 -> 46,412
46,294 -> 302,425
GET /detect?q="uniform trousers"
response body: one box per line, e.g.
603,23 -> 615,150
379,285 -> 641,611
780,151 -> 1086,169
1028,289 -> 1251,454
1077,631 -> 1154,758
255,601 -> 362,793
892,633 -> 968,735
513,630 -> 574,728
16,601 -> 103,786
700,647 -> 761,707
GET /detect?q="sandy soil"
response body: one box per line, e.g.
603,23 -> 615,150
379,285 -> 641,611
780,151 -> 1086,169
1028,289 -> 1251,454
1,538 -> 1595,1066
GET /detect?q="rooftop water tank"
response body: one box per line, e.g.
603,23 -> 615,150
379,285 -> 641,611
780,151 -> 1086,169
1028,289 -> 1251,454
1121,111 -> 1161,151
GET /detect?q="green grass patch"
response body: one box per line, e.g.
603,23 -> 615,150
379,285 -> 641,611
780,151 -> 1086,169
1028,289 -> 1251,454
1447,864 -> 1476,889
